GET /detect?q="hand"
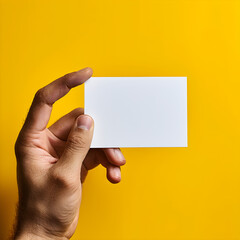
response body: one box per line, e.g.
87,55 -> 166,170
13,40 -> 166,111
13,67 -> 126,240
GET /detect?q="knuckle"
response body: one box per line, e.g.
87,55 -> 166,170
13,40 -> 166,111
14,138 -> 20,153
14,134 -> 27,159
72,107 -> 84,116
52,171 -> 67,187
34,88 -> 46,103
64,72 -> 77,83
51,169 -> 77,189
14,141 -> 21,158
67,135 -> 87,152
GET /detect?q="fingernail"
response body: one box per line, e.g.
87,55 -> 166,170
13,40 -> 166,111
77,115 -> 92,130
78,67 -> 92,73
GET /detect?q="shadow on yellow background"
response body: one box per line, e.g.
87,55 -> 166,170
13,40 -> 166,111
0,0 -> 240,239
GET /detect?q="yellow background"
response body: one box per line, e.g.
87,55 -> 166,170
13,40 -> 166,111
0,0 -> 240,239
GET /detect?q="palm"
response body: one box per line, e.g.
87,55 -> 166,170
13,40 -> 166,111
25,112 -> 124,185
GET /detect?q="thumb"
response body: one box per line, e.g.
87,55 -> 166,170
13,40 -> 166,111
57,115 -> 94,175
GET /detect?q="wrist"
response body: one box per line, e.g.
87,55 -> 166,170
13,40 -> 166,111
14,232 -> 68,240
13,215 -> 69,240
12,199 -> 69,240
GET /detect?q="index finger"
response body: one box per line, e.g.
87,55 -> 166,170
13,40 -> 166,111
23,67 -> 93,132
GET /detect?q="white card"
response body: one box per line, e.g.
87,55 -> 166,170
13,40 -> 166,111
84,77 -> 187,148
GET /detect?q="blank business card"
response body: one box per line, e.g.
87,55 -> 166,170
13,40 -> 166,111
84,77 -> 187,148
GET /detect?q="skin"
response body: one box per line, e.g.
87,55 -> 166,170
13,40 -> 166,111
13,67 -> 126,240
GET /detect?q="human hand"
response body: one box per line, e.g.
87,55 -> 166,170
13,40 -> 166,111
13,67 -> 126,240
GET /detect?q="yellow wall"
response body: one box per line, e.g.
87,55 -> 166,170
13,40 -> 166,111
0,0 -> 240,239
